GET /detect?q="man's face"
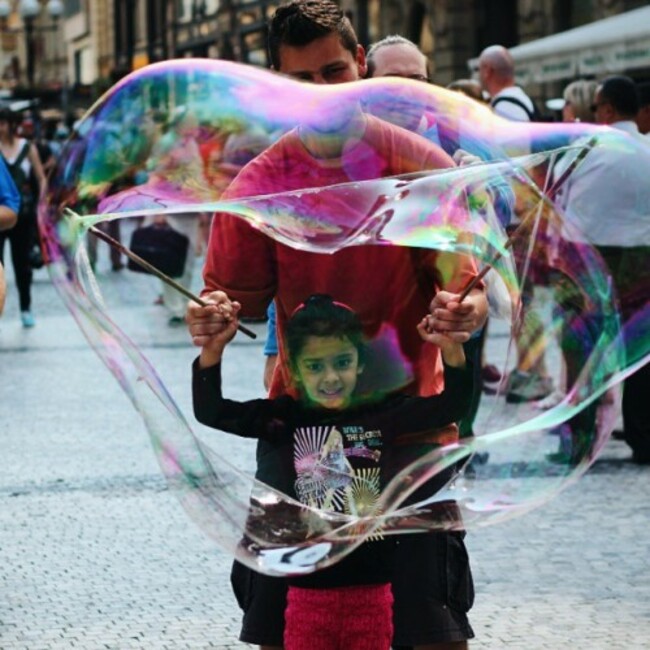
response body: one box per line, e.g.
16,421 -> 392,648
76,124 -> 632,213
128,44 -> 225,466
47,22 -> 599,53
277,32 -> 366,84
369,44 -> 428,82
592,87 -> 614,125
478,59 -> 490,91
365,43 -> 428,132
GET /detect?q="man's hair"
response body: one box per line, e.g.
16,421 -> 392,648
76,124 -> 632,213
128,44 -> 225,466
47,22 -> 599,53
637,81 -> 650,109
268,0 -> 358,70
285,294 -> 365,369
599,75 -> 639,118
366,35 -> 426,78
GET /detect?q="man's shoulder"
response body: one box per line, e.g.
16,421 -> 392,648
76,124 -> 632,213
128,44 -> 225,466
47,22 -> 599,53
492,87 -> 536,121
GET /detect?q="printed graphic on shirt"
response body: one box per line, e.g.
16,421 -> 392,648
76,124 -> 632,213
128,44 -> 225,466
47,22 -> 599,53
293,424 -> 383,521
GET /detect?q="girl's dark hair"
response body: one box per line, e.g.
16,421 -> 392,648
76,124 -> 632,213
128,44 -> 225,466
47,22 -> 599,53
285,294 -> 365,366
268,0 -> 358,70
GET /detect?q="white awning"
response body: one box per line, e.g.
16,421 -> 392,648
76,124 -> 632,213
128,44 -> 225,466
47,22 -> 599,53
468,6 -> 650,84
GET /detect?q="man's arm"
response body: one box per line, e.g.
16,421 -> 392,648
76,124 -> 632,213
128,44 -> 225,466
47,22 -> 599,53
422,245 -> 488,342
0,205 -> 16,231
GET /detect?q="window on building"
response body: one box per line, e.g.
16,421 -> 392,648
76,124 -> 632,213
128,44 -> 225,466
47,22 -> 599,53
475,0 -> 518,50
556,0 -> 594,31
65,0 -> 83,17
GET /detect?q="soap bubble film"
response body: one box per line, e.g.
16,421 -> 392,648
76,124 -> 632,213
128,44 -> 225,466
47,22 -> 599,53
40,60 -> 648,576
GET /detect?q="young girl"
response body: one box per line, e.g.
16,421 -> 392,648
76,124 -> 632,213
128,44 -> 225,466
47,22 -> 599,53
193,293 -> 473,650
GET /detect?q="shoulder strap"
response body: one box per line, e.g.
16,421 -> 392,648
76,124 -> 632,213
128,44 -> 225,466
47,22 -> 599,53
492,95 -> 536,120
5,141 -> 31,171
14,141 -> 31,169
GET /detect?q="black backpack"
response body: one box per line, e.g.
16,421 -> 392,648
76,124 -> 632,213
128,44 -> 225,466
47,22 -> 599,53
492,95 -> 545,122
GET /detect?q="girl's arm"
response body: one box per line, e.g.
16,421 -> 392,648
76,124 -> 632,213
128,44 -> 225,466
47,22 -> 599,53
384,317 -> 474,434
193,358 -> 286,438
193,289 -> 292,438
417,314 -> 466,368
196,291 -> 241,369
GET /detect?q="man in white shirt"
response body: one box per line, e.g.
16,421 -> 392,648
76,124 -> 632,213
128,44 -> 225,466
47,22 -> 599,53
478,45 -> 538,121
558,75 -> 650,464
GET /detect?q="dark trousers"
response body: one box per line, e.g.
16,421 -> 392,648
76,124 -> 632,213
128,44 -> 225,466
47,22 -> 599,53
598,246 -> 650,460
0,213 -> 34,311
623,361 -> 650,460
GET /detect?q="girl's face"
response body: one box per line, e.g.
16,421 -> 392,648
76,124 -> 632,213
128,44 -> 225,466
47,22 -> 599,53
294,335 -> 362,410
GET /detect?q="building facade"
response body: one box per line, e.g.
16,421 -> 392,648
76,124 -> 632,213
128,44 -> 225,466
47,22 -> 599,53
1,0 -> 648,116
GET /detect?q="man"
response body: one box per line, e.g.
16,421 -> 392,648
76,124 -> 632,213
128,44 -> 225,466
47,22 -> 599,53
188,2 -> 487,648
366,34 -> 429,81
0,156 -> 20,315
364,35 -> 442,141
557,75 -> 649,465
635,80 -> 650,136
478,44 -> 538,122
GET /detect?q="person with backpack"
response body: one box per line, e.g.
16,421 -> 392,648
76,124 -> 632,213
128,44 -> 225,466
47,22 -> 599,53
0,108 -> 47,327
478,45 -> 541,122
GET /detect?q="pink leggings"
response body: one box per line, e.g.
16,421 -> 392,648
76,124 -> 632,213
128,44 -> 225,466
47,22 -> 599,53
284,583 -> 393,650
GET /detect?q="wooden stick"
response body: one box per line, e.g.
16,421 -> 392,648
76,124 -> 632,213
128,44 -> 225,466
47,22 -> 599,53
88,224 -> 257,340
457,137 -> 598,302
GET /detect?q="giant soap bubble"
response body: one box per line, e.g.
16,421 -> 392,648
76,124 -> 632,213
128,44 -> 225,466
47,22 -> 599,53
40,60 -> 649,575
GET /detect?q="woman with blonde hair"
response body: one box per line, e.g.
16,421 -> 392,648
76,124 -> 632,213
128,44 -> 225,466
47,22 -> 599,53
561,80 -> 598,123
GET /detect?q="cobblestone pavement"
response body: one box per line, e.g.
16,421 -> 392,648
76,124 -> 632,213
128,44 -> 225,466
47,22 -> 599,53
1,258 -> 649,650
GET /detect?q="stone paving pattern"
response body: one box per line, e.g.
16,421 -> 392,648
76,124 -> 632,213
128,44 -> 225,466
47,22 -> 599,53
1,257 -> 649,649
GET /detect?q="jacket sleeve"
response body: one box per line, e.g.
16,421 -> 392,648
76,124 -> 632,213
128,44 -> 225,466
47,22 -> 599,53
192,358 -> 290,438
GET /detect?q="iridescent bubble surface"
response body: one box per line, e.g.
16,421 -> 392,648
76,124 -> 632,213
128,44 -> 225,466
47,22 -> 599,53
40,60 -> 648,576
